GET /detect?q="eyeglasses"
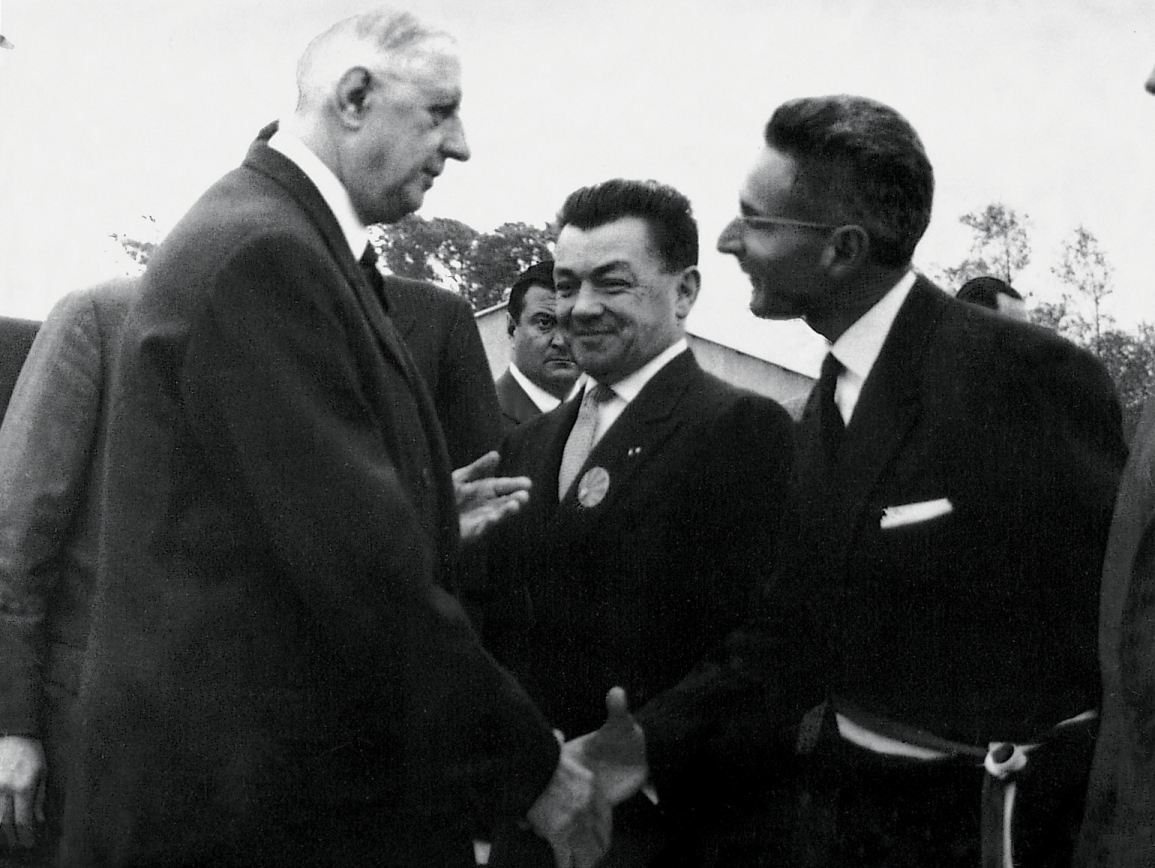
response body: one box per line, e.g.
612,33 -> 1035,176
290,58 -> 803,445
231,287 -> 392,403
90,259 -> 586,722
737,214 -> 839,232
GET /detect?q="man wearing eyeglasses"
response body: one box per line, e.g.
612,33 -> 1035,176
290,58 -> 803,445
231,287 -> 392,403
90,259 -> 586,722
572,95 -> 1126,867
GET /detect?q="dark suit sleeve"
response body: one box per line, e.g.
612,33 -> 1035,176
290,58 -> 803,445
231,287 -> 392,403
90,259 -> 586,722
183,237 -> 558,821
435,295 -> 503,467
636,394 -> 811,809
0,296 -> 96,736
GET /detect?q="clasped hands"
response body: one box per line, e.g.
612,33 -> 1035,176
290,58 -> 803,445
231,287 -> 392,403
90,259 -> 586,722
526,687 -> 649,868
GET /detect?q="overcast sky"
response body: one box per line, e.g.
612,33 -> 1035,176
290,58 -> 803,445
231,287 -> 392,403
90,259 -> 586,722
2,0 -> 1153,370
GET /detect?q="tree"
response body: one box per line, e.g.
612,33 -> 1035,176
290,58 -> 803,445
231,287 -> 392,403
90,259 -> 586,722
1089,324 -> 1155,442
941,203 -> 1031,290
371,215 -> 555,312
110,215 -> 159,271
371,215 -> 478,289
1052,225 -> 1114,345
465,222 -> 556,311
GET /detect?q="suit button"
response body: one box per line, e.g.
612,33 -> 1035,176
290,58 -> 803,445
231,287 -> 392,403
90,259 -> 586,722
422,467 -> 434,488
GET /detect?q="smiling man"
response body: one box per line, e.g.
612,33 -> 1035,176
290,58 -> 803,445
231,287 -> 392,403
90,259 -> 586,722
479,179 -> 795,867
495,260 -> 581,430
572,97 -> 1127,868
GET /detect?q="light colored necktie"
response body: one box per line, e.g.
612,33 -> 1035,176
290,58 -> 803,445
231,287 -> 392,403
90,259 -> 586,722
558,383 -> 615,499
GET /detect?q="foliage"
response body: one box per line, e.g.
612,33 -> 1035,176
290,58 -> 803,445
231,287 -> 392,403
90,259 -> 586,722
1090,324 -> 1155,440
1052,225 -> 1114,344
941,203 -> 1032,290
110,215 -> 159,272
371,215 -> 555,311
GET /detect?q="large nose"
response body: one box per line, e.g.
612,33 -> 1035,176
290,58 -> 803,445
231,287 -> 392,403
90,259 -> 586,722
568,284 -> 603,322
443,117 -> 470,162
717,217 -> 743,256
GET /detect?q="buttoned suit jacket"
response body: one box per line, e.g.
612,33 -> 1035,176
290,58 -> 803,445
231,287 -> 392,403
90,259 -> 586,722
0,280 -> 137,857
482,349 -> 794,859
495,368 -> 543,431
639,280 -> 1126,850
385,276 -> 503,467
1075,396 -> 1155,867
59,131 -> 558,868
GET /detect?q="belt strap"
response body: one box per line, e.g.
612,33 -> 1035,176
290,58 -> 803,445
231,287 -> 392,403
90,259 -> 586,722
797,698 -> 1096,868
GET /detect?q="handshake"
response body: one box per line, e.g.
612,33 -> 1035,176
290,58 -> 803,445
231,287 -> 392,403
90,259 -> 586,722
525,687 -> 648,868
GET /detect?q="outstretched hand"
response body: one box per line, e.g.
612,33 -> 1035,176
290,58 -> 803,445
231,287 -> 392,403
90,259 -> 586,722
0,736 -> 46,849
527,733 -> 612,868
567,687 -> 648,806
453,451 -> 532,542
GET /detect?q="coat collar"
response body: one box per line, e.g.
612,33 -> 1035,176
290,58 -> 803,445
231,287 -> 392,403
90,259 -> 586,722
554,349 -> 699,517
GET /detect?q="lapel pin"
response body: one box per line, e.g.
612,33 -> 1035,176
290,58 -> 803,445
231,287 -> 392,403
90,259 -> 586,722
577,466 -> 611,508
627,446 -> 642,458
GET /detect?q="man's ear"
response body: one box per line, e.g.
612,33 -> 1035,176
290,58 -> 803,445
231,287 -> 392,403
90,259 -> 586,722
507,312 -> 518,339
673,266 -> 701,320
822,224 -> 870,278
334,67 -> 373,128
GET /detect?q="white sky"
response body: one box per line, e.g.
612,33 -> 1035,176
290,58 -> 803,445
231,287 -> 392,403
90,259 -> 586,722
2,0 -> 1153,371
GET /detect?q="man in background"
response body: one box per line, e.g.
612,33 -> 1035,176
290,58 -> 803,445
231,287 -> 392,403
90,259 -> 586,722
956,274 -> 1029,321
0,279 -> 136,865
494,260 -> 581,430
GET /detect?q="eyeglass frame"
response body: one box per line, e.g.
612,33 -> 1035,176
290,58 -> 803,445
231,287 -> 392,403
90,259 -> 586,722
736,214 -> 840,232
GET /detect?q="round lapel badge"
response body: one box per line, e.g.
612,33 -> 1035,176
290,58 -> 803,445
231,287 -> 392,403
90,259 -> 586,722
577,466 -> 610,508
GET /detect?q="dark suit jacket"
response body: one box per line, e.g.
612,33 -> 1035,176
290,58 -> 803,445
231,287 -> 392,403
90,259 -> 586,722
1075,396 -> 1155,867
60,131 -> 558,868
495,368 -> 544,431
0,317 -> 40,418
482,349 -> 794,862
639,280 -> 1126,862
0,279 -> 136,863
386,276 -> 503,467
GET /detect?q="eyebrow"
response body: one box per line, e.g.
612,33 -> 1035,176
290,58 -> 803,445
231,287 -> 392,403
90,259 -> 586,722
556,261 -> 635,279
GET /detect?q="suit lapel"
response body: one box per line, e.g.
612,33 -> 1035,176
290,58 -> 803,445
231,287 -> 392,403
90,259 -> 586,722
555,350 -> 696,522
242,128 -> 458,559
382,276 -> 418,339
816,280 -> 944,571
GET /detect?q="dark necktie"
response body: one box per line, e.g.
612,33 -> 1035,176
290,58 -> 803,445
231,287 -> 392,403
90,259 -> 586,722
558,382 -> 615,499
359,245 -> 392,312
818,352 -> 845,456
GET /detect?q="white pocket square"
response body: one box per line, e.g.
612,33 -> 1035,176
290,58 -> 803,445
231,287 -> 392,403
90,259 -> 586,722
879,497 -> 953,529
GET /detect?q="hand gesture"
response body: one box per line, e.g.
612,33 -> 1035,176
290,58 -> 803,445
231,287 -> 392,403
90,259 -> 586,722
527,735 -> 611,868
567,687 -> 648,806
453,450 -> 531,542
0,736 -> 46,849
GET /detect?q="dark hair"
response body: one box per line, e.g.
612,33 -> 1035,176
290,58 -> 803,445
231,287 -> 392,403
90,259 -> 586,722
508,260 -> 555,324
764,95 -> 934,267
956,276 -> 1023,310
555,179 -> 698,271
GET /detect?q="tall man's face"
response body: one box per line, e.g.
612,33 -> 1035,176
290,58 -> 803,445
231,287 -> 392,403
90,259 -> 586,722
554,217 -> 698,385
509,284 -> 580,399
716,146 -> 836,322
345,41 -> 471,225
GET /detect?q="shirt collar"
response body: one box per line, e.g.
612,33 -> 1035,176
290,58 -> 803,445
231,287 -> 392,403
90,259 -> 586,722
599,338 -> 689,405
268,128 -> 369,260
830,270 -> 916,385
508,363 -> 566,414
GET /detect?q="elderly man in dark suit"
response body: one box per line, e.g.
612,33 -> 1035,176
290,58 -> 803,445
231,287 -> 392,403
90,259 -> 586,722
481,179 -> 795,867
494,260 -> 581,430
574,96 -> 1126,868
1074,62 -> 1155,868
58,10 -> 605,868
0,279 -> 136,865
